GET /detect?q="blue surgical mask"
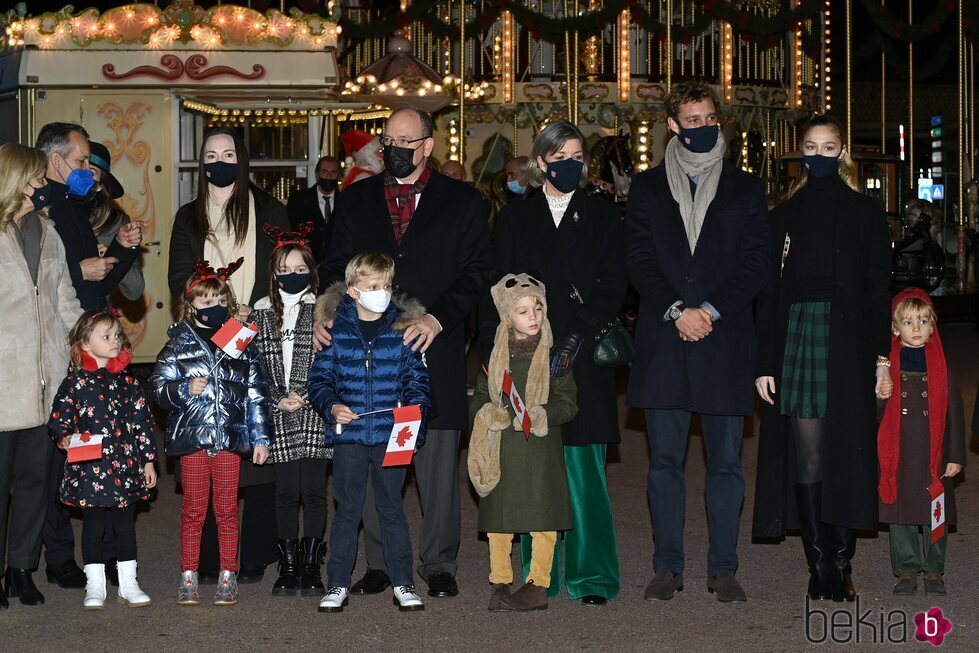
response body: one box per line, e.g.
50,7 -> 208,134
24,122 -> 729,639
195,304 -> 228,327
506,180 -> 526,195
542,158 -> 583,194
677,124 -> 720,153
804,153 -> 842,179
61,166 -> 96,200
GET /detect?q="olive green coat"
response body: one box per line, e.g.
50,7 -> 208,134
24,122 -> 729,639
471,355 -> 577,533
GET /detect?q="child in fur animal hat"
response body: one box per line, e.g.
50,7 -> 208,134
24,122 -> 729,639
878,286 -> 965,597
468,273 -> 577,612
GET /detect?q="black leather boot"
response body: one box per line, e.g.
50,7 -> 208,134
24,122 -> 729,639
271,539 -> 301,596
830,524 -> 857,602
794,484 -> 832,600
5,567 -> 45,605
299,537 -> 326,597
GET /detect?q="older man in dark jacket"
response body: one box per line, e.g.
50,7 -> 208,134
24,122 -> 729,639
625,81 -> 769,603
319,107 -> 492,598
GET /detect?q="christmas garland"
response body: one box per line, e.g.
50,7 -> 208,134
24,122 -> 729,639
340,0 -> 824,47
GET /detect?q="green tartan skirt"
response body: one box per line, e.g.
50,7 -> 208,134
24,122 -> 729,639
779,301 -> 830,419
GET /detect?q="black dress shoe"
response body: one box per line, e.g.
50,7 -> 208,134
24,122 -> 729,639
6,567 -> 45,605
426,572 -> 458,598
581,594 -> 608,606
237,563 -> 266,584
350,569 -> 391,595
104,558 -> 119,587
45,560 -> 86,589
198,570 -> 219,585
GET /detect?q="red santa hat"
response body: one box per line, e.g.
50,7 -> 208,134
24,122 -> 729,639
341,129 -> 376,163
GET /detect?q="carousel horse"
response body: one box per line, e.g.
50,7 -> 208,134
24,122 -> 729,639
587,134 -> 634,202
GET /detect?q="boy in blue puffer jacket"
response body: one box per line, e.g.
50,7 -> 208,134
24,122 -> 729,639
308,252 -> 430,613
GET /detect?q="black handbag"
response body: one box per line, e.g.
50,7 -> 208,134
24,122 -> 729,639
592,319 -> 636,368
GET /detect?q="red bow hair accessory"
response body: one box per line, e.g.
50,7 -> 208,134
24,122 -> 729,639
264,222 -> 314,251
185,257 -> 244,296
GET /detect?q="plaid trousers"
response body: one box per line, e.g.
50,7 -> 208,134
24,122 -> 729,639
180,449 -> 240,572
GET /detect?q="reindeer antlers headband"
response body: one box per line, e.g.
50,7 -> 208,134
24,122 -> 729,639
264,222 -> 314,251
185,257 -> 244,296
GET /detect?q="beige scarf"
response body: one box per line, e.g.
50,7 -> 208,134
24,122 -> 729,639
664,131 -> 726,253
204,189 -> 257,305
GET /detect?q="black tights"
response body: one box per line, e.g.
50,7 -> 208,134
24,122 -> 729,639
791,418 -> 825,485
82,506 -> 136,565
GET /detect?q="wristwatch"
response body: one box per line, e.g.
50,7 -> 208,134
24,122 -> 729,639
668,304 -> 684,321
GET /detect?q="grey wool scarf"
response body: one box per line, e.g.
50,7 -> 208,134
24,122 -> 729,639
664,130 -> 726,253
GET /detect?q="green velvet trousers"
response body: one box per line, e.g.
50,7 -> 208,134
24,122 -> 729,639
889,523 -> 947,575
520,443 -> 620,600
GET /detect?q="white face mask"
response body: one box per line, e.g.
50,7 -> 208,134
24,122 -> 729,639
356,288 -> 392,313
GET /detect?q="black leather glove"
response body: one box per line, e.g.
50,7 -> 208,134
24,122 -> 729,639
550,332 -> 582,380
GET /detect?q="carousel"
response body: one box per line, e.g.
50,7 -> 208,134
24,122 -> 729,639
0,0 -> 977,359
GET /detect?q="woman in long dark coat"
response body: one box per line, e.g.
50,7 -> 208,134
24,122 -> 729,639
479,122 -> 627,606
752,115 -> 892,603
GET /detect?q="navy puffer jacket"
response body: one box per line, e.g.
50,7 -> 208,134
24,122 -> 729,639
149,320 -> 272,457
308,282 -> 430,447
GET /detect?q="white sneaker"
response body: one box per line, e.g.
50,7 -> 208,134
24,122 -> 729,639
393,585 -> 425,612
116,560 -> 151,607
83,563 -> 106,610
318,586 -> 348,613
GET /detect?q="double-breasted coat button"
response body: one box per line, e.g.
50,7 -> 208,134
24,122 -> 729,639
922,390 -> 928,397
901,408 -> 909,415
901,391 -> 908,398
923,409 -> 929,416
901,375 -> 908,381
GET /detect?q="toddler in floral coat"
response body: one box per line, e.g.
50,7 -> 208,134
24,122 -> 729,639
49,309 -> 158,610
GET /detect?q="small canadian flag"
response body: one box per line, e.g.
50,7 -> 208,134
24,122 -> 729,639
929,480 -> 946,545
382,405 -> 422,467
211,319 -> 259,359
502,369 -> 531,440
67,433 -> 104,463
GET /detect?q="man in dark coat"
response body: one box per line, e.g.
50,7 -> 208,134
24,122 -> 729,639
35,122 -> 143,590
318,106 -> 493,598
625,81 -> 769,603
287,155 -> 340,263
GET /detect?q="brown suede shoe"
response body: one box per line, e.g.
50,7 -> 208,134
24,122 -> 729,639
922,573 -> 946,596
892,570 -> 918,595
500,580 -> 548,611
487,583 -> 511,612
707,572 -> 747,603
644,571 -> 684,601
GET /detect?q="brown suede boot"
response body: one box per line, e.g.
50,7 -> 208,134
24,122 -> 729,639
500,580 -> 548,611
488,583 -> 511,612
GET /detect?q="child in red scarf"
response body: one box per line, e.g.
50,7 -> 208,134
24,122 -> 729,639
877,288 -> 965,597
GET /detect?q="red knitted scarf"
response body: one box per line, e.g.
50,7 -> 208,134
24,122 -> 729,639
877,287 -> 947,504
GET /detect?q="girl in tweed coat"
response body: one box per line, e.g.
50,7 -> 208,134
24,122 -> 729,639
253,223 -> 330,597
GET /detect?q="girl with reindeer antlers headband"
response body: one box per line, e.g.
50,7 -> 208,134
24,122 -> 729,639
149,257 -> 272,607
251,222 -> 332,598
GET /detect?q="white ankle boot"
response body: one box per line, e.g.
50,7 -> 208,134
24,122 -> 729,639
83,563 -> 106,610
117,560 -> 151,607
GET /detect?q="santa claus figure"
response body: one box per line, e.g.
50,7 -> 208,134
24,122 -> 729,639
341,129 -> 384,188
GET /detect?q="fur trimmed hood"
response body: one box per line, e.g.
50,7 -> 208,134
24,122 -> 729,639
314,281 -> 426,331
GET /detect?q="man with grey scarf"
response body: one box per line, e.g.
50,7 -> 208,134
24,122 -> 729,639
624,80 -> 770,603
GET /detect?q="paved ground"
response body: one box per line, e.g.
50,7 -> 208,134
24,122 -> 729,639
3,324 -> 978,652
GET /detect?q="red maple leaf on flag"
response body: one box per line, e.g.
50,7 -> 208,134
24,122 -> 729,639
934,501 -> 942,522
234,337 -> 250,352
512,393 -> 522,413
396,425 -> 414,448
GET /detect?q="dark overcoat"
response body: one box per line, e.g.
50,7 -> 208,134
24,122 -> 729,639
624,160 -> 770,416
480,190 -> 627,446
320,170 -> 493,431
752,179 -> 892,536
286,185 -> 334,262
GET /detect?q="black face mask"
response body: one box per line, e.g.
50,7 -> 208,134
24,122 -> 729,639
317,178 -> 339,193
195,305 -> 228,327
204,161 -> 238,188
276,272 -> 311,295
383,144 -> 420,179
803,154 -> 842,179
26,182 -> 51,211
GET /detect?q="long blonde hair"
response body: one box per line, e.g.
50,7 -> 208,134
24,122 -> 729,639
787,115 -> 859,198
0,143 -> 47,233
